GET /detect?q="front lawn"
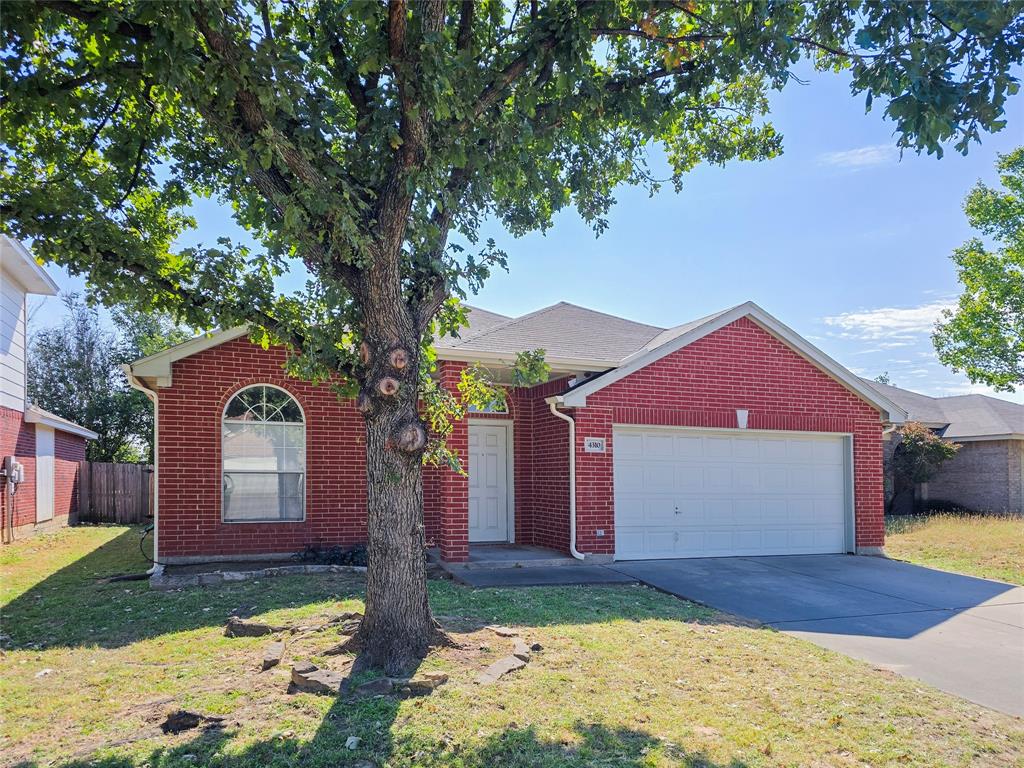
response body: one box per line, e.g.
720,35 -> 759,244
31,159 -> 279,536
885,513 -> 1024,586
2,527 -> 1022,768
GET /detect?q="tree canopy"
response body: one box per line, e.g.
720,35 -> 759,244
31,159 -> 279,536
934,146 -> 1024,392
3,1 -> 1023,374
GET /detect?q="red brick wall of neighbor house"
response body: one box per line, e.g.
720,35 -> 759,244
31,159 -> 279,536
54,430 -> 86,522
0,407 -> 85,535
157,338 -> 368,559
0,406 -> 36,531
575,317 -> 887,554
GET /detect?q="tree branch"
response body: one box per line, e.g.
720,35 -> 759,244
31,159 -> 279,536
36,0 -> 154,41
457,1 -> 474,51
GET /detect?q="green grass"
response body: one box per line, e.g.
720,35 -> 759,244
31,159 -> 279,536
886,513 -> 1024,586
2,526 -> 1023,768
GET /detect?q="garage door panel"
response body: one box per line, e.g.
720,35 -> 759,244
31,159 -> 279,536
644,464 -> 675,492
614,428 -> 850,560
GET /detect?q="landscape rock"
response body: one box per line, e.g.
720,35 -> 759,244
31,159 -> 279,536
485,625 -> 518,637
354,677 -> 394,696
291,661 -> 345,695
262,641 -> 285,670
512,639 -> 532,662
224,617 -> 288,637
530,642 -> 543,652
345,735 -> 361,750
404,671 -> 449,694
336,618 -> 362,635
476,655 -> 527,685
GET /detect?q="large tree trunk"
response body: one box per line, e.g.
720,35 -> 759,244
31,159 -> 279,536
352,247 -> 438,673
358,390 -> 435,673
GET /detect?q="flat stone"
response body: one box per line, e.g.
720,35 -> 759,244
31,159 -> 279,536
291,662 -> 345,695
160,709 -> 224,734
511,639 -> 531,662
485,625 -> 518,637
225,617 -> 287,638
345,735 -> 361,750
529,642 -> 543,652
476,655 -> 527,685
355,677 -> 393,696
337,618 -> 362,635
262,641 -> 285,670
404,671 -> 448,693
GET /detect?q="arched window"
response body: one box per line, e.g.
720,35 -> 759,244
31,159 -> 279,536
222,385 -> 305,522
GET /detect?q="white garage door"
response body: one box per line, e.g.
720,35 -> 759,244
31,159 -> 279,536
613,427 -> 850,560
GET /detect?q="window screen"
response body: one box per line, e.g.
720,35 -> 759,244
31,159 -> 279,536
222,385 -> 305,522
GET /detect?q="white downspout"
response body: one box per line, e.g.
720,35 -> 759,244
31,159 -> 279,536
547,397 -> 585,561
123,364 -> 162,574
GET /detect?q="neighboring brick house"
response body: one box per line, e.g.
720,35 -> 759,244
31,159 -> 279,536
126,301 -> 905,564
869,380 -> 1023,514
1,236 -> 97,542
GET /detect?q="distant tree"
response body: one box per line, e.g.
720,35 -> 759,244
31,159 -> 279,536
28,295 -> 189,462
875,372 -> 892,385
934,147 -> 1024,392
891,421 -> 960,487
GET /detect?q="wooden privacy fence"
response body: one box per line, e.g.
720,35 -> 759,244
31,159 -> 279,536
77,462 -> 154,525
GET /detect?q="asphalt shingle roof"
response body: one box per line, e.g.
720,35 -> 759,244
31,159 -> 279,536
440,302 -> 665,364
864,379 -> 1024,440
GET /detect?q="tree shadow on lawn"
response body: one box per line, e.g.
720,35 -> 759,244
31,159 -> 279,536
2,527 -> 725,652
0,527 -> 367,652
27,714 -> 750,768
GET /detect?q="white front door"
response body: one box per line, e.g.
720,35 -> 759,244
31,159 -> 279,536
35,425 -> 55,523
468,423 -> 510,542
613,427 -> 849,560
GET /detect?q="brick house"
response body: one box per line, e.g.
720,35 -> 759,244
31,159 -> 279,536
1,236 -> 97,542
126,301 -> 905,564
869,379 -> 1023,514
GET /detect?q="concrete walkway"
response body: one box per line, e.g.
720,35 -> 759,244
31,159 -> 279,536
609,555 -> 1024,716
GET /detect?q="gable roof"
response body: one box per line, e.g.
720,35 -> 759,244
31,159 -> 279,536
863,379 -> 1023,441
557,301 -> 906,424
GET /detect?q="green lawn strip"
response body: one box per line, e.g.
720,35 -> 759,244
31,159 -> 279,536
885,514 -> 1024,586
2,527 -> 1022,768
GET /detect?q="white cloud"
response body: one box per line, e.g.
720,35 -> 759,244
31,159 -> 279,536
823,301 -> 955,341
817,144 -> 898,169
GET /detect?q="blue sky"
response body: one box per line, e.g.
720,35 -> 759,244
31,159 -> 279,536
31,62 -> 1024,403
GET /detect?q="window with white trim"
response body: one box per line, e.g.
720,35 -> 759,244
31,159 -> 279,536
222,385 -> 305,522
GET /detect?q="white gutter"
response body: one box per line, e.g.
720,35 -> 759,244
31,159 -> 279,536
546,397 -> 584,561
122,364 -> 162,575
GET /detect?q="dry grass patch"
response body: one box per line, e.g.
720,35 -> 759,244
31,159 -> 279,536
886,514 -> 1024,585
2,526 -> 1023,768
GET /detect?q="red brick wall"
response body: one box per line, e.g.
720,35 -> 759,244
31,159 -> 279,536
54,430 -> 85,522
573,317 -> 886,553
157,338 -> 367,559
0,406 -> 36,531
0,406 -> 86,537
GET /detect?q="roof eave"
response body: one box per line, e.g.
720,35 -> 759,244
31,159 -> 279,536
25,407 -> 99,440
1,236 -> 59,296
129,326 -> 250,385
434,346 -> 616,373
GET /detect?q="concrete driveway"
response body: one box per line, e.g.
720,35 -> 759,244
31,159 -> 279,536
610,555 -> 1024,716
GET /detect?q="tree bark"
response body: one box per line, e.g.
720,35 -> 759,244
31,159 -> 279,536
358,389 -> 435,673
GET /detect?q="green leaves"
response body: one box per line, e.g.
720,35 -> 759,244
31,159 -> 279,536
934,147 -> 1024,392
892,422 -> 960,485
